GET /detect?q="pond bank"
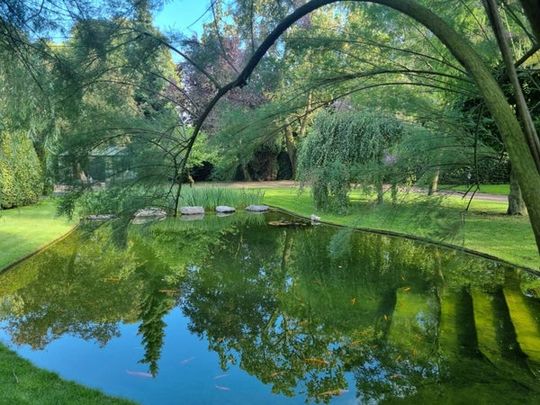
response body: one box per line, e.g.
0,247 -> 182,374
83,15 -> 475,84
259,186 -> 539,270
0,200 -> 133,404
0,200 -> 76,271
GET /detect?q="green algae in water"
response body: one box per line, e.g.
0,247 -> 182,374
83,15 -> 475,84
504,273 -> 540,375
438,289 -> 461,358
472,288 -> 503,365
0,211 -> 539,404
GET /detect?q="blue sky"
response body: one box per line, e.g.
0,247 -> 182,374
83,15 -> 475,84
154,0 -> 211,37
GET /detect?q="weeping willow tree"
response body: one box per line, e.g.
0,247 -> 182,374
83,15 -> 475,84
297,109 -> 403,211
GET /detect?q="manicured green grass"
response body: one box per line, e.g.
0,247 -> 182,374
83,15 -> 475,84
0,199 -> 76,270
261,187 -> 538,270
0,345 -> 134,404
0,199 -> 132,404
440,184 -> 510,196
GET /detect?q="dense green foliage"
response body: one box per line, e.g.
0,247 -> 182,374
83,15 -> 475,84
0,132 -> 44,208
298,110 -> 403,210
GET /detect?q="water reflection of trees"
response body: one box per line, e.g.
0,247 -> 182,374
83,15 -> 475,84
0,215 -> 253,374
1,213 -> 539,401
180,221 -> 540,402
0,230 -> 139,348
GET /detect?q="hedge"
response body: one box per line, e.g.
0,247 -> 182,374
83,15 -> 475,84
0,131 -> 43,208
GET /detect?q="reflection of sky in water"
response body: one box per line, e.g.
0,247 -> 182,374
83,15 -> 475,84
0,308 -> 359,404
0,212 -> 539,404
1,308 -> 358,404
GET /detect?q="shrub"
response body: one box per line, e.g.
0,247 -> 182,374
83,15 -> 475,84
0,131 -> 44,208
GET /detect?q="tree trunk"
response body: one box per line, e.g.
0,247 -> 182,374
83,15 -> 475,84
484,0 -> 540,170
391,182 -> 398,204
241,164 -> 252,181
298,91 -> 313,138
377,179 -> 384,205
507,168 -> 527,216
428,168 -> 440,196
284,127 -> 297,178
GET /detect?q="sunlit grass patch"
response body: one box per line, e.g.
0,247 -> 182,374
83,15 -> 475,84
440,184 -> 510,196
260,187 -> 538,270
0,199 -> 76,270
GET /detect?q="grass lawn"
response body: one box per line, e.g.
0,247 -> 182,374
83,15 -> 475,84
0,199 -> 132,404
0,199 -> 76,270
440,184 -> 510,196
261,187 -> 538,270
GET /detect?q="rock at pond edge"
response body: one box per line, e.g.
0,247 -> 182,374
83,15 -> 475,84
86,214 -> 117,221
216,205 -> 236,213
246,205 -> 270,212
180,206 -> 205,215
134,207 -> 167,218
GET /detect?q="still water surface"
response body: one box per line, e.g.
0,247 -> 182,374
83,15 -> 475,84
1,212 -> 540,404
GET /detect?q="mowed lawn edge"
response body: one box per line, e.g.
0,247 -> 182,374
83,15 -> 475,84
0,199 -> 135,404
260,187 -> 538,270
0,199 -> 76,271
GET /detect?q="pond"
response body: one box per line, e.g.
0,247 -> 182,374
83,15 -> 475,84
0,211 -> 539,404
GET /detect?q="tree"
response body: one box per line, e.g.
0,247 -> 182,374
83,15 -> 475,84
297,109 -> 403,210
174,0 -> 540,256
0,131 -> 43,208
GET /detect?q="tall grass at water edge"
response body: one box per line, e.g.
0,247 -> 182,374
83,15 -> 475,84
180,187 -> 265,209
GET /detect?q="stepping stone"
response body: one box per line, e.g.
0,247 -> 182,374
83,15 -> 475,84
246,205 -> 269,212
268,220 -> 309,227
216,206 -> 235,213
132,216 -> 166,225
180,206 -> 205,215
86,214 -> 116,221
134,208 -> 167,218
